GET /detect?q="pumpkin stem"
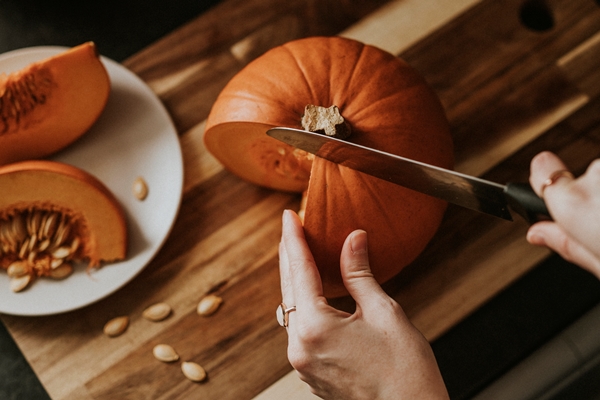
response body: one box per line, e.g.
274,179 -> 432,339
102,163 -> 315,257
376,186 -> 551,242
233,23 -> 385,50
301,105 -> 351,139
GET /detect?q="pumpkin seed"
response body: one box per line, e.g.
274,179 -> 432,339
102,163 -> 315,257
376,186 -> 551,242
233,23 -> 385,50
27,233 -> 37,253
142,302 -> 172,322
181,361 -> 207,382
38,238 -> 51,252
51,246 -> 71,259
27,211 -> 42,236
50,258 -> 63,269
103,316 -> 129,337
42,212 -> 58,239
52,217 -> 70,248
132,177 -> 149,201
153,344 -> 179,362
10,274 -> 32,292
197,294 -> 223,316
70,237 -> 80,253
7,260 -> 28,278
10,214 -> 27,243
49,263 -> 73,279
18,239 -> 28,259
38,212 -> 49,239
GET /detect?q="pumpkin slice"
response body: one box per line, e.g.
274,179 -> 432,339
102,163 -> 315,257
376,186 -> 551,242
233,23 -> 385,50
0,42 -> 110,165
0,160 -> 127,291
205,36 -> 454,297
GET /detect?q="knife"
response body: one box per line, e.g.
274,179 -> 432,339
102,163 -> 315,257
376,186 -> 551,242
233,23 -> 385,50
266,127 -> 550,223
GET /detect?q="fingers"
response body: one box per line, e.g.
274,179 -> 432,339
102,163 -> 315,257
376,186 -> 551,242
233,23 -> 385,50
278,240 -> 295,311
339,229 -> 393,312
527,222 -> 600,279
530,151 -> 574,201
280,209 -> 324,312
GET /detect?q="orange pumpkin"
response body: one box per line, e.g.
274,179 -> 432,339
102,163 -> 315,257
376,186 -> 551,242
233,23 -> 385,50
0,42 -> 110,165
0,160 -> 127,290
205,36 -> 453,297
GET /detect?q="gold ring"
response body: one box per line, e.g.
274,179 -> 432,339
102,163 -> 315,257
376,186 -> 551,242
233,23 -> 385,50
276,302 -> 296,328
540,170 -> 574,198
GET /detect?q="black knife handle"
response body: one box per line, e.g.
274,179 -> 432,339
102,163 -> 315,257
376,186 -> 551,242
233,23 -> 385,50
504,182 -> 551,224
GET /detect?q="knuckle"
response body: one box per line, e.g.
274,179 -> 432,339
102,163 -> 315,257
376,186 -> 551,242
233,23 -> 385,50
295,322 -> 326,346
288,257 -> 315,274
344,263 -> 374,280
587,158 -> 600,172
287,343 -> 312,371
553,234 -> 579,264
585,159 -> 600,183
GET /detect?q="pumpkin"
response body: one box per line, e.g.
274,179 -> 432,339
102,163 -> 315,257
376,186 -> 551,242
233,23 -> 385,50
0,160 -> 127,291
205,36 -> 453,297
0,42 -> 110,165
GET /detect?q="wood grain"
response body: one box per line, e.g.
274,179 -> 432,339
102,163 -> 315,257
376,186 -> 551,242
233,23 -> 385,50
1,0 -> 599,399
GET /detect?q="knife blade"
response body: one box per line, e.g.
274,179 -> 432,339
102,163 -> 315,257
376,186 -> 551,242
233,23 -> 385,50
266,127 -> 550,223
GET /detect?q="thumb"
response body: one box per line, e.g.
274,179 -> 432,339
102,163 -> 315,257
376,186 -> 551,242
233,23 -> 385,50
340,230 -> 388,305
527,222 -> 600,279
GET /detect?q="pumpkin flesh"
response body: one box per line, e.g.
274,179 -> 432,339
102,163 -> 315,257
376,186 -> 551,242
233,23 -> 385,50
0,160 -> 127,289
205,37 -> 454,297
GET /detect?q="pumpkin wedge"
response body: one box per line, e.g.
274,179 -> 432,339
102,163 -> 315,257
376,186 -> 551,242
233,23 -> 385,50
0,42 -> 110,165
205,36 -> 454,297
0,160 -> 127,291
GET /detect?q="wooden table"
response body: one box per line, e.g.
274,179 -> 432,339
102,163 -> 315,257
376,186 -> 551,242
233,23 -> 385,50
2,0 -> 600,398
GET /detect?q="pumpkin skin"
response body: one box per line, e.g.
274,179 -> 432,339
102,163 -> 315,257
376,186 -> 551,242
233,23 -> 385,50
0,160 -> 127,271
205,36 -> 453,297
0,42 -> 110,165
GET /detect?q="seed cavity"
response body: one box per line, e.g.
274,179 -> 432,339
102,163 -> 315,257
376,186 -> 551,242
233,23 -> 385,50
1,66 -> 55,135
1,209 -> 83,292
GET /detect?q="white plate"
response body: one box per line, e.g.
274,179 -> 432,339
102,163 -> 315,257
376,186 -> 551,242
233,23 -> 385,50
0,46 -> 183,316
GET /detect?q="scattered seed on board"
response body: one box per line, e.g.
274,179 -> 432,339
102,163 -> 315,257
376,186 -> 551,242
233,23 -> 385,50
181,361 -> 207,382
132,177 -> 149,201
153,344 -> 179,362
103,316 -> 129,337
197,294 -> 223,316
142,302 -> 172,322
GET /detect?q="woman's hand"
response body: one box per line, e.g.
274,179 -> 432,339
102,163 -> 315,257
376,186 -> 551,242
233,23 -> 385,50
527,151 -> 600,278
279,209 -> 448,400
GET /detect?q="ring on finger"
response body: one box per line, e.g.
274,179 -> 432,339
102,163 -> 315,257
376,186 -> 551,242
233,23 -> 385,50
540,170 -> 574,198
276,302 -> 296,328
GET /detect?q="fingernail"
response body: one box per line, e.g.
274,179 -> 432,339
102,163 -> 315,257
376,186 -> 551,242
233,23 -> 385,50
350,230 -> 368,255
282,209 -> 292,223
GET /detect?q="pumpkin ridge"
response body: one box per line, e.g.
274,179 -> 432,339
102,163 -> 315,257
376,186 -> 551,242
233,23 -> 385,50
275,43 -> 317,104
343,41 -> 370,103
350,91 -> 407,123
280,44 -> 322,106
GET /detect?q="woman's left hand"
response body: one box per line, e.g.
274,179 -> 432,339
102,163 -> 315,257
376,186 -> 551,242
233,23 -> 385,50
278,209 -> 448,400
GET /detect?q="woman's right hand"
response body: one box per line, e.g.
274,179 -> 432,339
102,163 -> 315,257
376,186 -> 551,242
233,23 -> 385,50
527,151 -> 600,278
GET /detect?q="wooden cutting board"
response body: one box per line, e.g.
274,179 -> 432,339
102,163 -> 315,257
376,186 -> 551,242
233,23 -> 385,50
2,0 -> 599,399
